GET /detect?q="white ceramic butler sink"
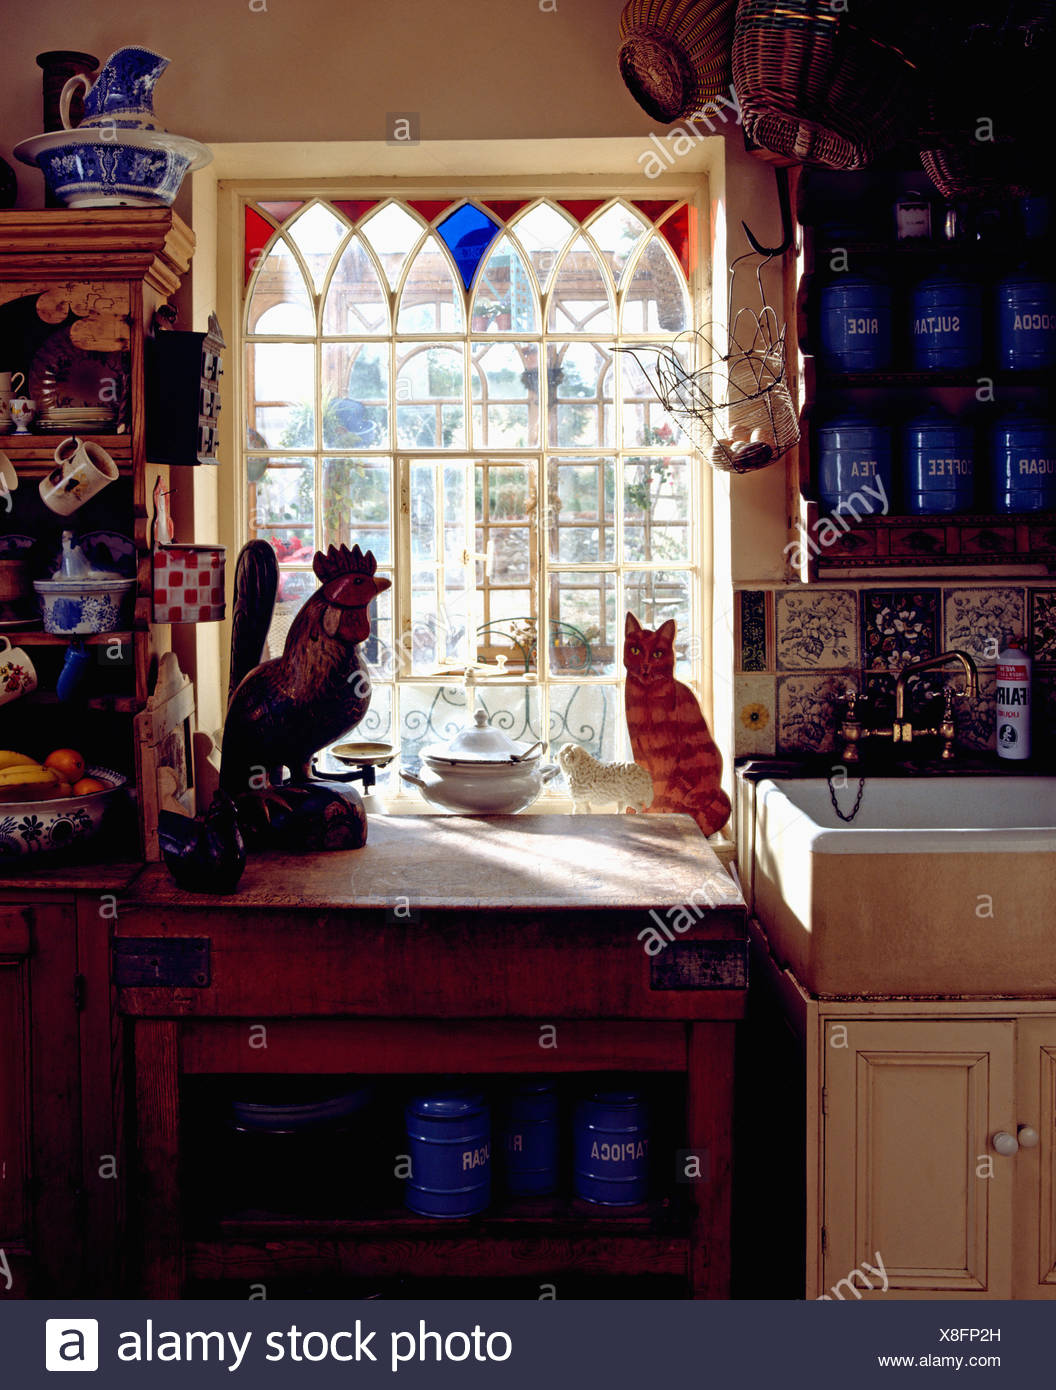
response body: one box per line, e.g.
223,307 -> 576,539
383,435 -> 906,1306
749,776 -> 1056,997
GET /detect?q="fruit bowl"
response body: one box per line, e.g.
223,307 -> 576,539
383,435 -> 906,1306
0,766 -> 127,859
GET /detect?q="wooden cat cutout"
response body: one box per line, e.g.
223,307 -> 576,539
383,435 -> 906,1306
623,612 -> 731,836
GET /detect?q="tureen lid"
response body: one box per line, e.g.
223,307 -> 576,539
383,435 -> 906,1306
422,708 -> 543,766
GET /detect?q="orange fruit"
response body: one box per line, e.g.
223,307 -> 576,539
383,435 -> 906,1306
73,777 -> 107,796
45,749 -> 85,782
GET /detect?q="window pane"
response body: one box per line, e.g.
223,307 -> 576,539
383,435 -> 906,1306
360,203 -> 424,289
511,203 -> 575,292
396,345 -> 465,448
548,683 -> 618,761
588,203 -> 649,285
287,203 -> 346,291
471,342 -> 538,448
548,570 -> 616,675
250,456 -> 315,561
547,236 -> 613,333
547,342 -> 613,448
247,238 -> 314,334
397,236 -> 465,333
546,457 -> 615,563
624,570 -> 694,673
322,457 -> 392,564
247,342 -> 315,447
322,236 -> 388,335
623,456 -> 692,563
398,683 -> 471,769
623,235 -> 690,333
620,345 -> 689,447
321,343 -> 389,447
471,237 -> 538,333
409,459 -> 473,672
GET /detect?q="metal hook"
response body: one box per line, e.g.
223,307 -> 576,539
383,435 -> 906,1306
741,166 -> 794,258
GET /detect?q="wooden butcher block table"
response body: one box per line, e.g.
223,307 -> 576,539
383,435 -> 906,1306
115,814 -> 747,1299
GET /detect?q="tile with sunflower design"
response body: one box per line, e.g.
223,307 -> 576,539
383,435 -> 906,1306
860,589 -> 939,676
734,673 -> 775,755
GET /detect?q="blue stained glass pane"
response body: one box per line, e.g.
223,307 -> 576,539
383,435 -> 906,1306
437,205 -> 500,290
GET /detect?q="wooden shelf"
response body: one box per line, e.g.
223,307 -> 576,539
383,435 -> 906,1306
187,1201 -> 690,1283
26,692 -> 142,714
0,434 -> 133,477
0,629 -> 136,646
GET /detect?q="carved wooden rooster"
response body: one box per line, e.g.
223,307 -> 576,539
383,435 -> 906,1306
220,544 -> 390,794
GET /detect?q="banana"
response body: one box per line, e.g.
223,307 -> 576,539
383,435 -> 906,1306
0,764 -> 59,789
0,751 -> 39,772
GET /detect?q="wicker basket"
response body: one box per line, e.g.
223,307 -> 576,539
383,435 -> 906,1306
618,0 -> 736,123
732,0 -> 919,170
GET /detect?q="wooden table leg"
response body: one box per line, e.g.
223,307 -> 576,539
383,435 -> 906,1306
686,1020 -> 735,1298
133,1020 -> 182,1298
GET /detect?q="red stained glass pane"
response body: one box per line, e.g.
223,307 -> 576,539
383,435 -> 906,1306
632,200 -> 677,223
332,199 -> 380,224
408,200 -> 452,223
484,200 -> 530,222
259,200 -> 305,222
659,204 -> 696,276
245,206 -> 275,286
559,200 -> 605,224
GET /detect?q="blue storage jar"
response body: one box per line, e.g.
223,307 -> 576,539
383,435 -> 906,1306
573,1090 -> 649,1206
405,1091 -> 491,1218
996,274 -> 1056,369
503,1081 -> 558,1196
910,274 -> 983,370
818,275 -> 893,371
815,414 -> 893,517
903,411 -> 975,515
992,414 -> 1056,513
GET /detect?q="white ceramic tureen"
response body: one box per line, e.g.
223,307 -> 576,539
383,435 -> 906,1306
400,709 -> 559,814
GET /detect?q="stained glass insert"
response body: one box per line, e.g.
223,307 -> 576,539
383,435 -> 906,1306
260,200 -> 305,222
332,200 -> 380,225
659,204 -> 695,277
361,203 -> 426,289
436,204 -> 501,290
245,206 -> 276,286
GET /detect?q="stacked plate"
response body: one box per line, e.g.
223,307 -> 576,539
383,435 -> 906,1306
36,405 -> 115,433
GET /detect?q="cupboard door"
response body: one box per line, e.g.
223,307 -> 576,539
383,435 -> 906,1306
1013,1017 -> 1056,1298
823,1019 -> 1014,1299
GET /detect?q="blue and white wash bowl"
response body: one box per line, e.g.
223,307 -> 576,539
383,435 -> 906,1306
14,128 -> 211,208
34,577 -> 135,635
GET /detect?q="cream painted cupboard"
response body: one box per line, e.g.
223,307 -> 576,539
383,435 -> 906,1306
749,922 -> 1056,1301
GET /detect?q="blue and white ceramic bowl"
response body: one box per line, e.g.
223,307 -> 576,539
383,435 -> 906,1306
0,766 -> 127,860
13,128 -> 211,208
34,577 -> 136,635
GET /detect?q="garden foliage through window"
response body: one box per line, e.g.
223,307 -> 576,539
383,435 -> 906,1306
242,192 -> 705,786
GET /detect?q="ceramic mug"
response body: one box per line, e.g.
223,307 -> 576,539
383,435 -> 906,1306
0,449 -> 17,513
8,396 -> 36,435
0,636 -> 37,705
0,372 -> 26,434
39,436 -> 118,514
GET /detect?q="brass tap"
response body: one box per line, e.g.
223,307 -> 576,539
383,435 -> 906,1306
835,650 -> 978,764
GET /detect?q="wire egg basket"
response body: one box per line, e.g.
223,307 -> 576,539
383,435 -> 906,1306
619,250 -> 800,474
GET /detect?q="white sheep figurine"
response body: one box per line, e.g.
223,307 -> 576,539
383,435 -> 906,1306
557,743 -> 654,814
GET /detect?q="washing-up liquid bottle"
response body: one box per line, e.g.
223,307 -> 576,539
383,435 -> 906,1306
996,640 -> 1032,761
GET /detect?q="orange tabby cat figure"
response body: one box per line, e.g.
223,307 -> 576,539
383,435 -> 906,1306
623,612 -> 731,836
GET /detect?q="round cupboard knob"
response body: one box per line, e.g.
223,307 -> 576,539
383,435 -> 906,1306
1017,1125 -> 1040,1149
992,1131 -> 1019,1156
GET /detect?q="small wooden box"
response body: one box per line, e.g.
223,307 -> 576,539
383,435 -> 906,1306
146,311 -> 224,466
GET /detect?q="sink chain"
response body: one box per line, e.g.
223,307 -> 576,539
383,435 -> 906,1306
828,774 -> 866,823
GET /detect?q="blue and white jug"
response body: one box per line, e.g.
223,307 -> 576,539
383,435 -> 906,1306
59,47 -> 170,132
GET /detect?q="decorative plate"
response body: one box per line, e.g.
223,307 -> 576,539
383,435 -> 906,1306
48,531 -> 136,580
28,326 -> 126,425
0,534 -> 36,553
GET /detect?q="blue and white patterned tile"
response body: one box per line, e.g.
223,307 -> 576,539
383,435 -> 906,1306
955,670 -> 997,753
943,587 -> 1025,667
777,673 -> 856,754
1030,588 -> 1056,665
737,589 -> 771,672
735,672 -> 776,756
860,588 -> 939,675
775,588 -> 857,671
